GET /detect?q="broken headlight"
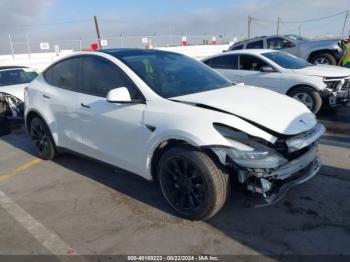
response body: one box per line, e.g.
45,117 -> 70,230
285,123 -> 325,153
213,124 -> 287,169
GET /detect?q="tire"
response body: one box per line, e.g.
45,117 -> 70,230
29,117 -> 56,160
310,53 -> 336,65
157,145 -> 229,221
288,86 -> 323,113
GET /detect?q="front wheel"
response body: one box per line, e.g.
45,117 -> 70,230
288,86 -> 323,113
157,146 -> 229,221
29,117 -> 57,160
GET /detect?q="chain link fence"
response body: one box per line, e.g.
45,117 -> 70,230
0,34 -> 237,57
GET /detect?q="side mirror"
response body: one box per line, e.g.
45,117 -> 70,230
260,66 -> 275,73
106,87 -> 132,103
285,42 -> 296,48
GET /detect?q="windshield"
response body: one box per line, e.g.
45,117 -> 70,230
0,69 -> 38,87
285,34 -> 309,42
116,52 -> 232,98
262,51 -> 311,69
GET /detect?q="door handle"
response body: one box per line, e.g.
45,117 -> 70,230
81,103 -> 90,109
43,94 -> 50,99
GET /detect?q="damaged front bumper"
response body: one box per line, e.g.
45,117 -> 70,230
0,93 -> 24,122
322,78 -> 350,107
237,144 -> 321,205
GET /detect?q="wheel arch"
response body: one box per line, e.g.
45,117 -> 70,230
286,84 -> 318,96
307,49 -> 337,62
149,138 -> 224,183
25,109 -> 47,132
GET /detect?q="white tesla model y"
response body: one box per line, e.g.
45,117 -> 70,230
25,49 -> 325,220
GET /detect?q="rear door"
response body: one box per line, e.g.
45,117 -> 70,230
76,55 -> 149,174
42,57 -> 84,151
237,54 -> 281,91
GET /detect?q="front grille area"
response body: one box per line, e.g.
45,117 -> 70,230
324,77 -> 350,91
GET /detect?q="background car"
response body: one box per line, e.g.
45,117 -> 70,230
0,66 -> 38,135
228,34 -> 342,65
203,49 -> 350,113
25,49 -> 324,220
0,66 -> 38,120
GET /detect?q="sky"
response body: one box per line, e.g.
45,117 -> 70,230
0,0 -> 349,53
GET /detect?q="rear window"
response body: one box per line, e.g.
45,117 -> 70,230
0,69 -> 37,87
44,57 -> 81,91
204,55 -> 238,69
246,40 -> 264,49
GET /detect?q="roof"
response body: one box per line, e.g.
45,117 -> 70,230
99,48 -> 177,58
202,49 -> 278,61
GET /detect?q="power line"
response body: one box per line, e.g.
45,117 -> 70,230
251,10 -> 348,24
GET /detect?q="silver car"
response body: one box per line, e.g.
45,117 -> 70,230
228,34 -> 342,65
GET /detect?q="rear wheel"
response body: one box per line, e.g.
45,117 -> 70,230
29,117 -> 56,160
157,146 -> 229,220
310,53 -> 336,65
288,86 -> 322,113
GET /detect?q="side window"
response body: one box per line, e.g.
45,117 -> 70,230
231,45 -> 243,51
239,55 -> 268,71
267,38 -> 293,50
204,55 -> 238,69
246,40 -> 264,49
44,57 -> 81,91
82,56 -> 140,99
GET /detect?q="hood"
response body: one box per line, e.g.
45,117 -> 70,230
0,83 -> 26,101
299,38 -> 340,48
293,65 -> 350,78
173,86 -> 317,135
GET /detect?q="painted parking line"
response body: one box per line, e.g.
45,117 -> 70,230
0,190 -> 87,261
0,158 -> 43,182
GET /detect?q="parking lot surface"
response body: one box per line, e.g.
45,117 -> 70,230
0,117 -> 349,259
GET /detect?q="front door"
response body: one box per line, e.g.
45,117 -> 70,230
76,55 -> 150,174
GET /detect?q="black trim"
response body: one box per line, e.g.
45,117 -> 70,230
146,124 -> 156,132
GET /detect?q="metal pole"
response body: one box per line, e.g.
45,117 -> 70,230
298,26 -> 301,36
248,16 -> 252,38
8,34 -> 14,59
120,33 -> 124,48
26,33 -> 31,58
341,10 -> 349,38
79,38 -> 82,51
277,17 -> 280,35
94,15 -> 102,49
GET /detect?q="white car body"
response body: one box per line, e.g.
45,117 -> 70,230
203,49 -> 350,109
0,83 -> 27,102
25,49 -> 325,217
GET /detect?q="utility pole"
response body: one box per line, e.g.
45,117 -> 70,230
248,16 -> 252,38
8,34 -> 14,59
342,10 -> 349,38
277,17 -> 281,35
94,15 -> 102,49
26,33 -> 31,58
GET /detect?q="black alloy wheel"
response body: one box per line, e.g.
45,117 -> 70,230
158,146 -> 228,220
30,117 -> 56,160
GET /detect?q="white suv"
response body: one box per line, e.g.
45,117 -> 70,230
203,50 -> 350,113
25,49 -> 325,220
